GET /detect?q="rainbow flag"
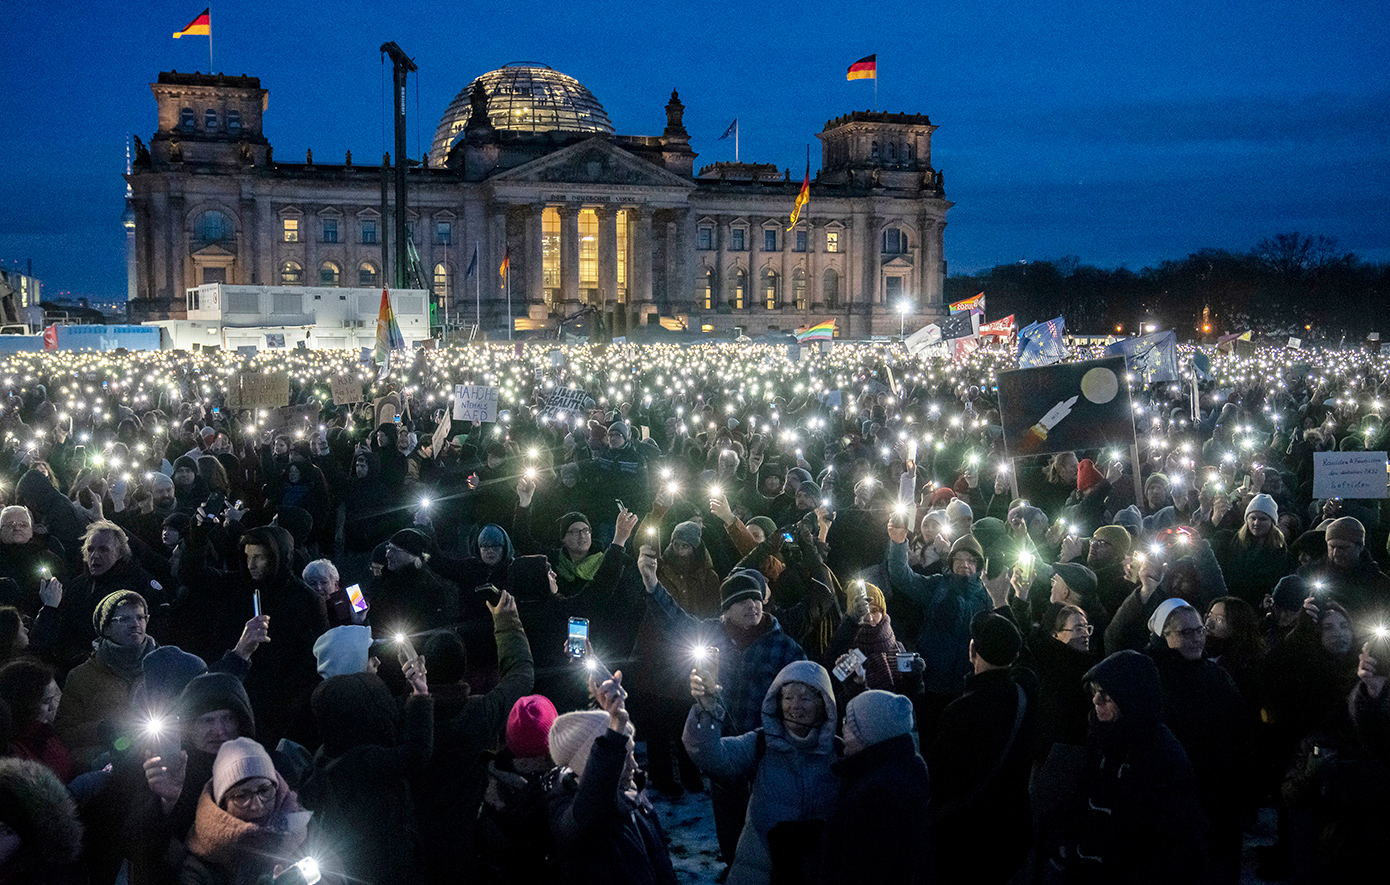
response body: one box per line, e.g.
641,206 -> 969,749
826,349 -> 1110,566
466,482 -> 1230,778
374,288 -> 404,364
949,292 -> 985,314
847,54 -> 877,81
173,7 -> 210,38
796,320 -> 836,343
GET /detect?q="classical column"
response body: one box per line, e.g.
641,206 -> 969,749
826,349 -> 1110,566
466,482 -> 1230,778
524,204 -> 544,310
598,206 -> 618,311
558,205 -> 579,311
632,208 -> 654,308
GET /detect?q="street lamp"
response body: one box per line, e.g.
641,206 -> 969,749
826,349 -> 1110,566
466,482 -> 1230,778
898,300 -> 911,337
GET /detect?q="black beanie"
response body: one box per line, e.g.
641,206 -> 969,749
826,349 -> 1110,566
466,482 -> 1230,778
556,512 -> 591,541
422,631 -> 467,686
389,529 -> 430,559
971,612 -> 1022,666
178,672 -> 255,739
720,568 -> 766,611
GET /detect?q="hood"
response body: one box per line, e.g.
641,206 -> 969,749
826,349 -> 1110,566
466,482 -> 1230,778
1083,650 -> 1162,736
760,660 -> 837,753
15,468 -> 65,516
273,506 -> 314,546
311,672 -> 400,756
0,758 -> 84,867
239,525 -> 292,585
473,523 -> 515,564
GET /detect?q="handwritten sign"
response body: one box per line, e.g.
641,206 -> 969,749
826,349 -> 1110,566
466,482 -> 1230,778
540,387 -> 594,420
263,403 -> 321,435
331,376 -> 363,405
1313,451 -> 1389,500
1287,336 -> 1302,350
453,385 -> 499,423
226,372 -> 290,409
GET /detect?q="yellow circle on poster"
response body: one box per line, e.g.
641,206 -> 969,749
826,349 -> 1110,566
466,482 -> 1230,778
1080,367 -> 1118,404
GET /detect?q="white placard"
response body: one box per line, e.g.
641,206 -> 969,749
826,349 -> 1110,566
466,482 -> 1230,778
1313,451 -> 1389,500
1287,336 -> 1302,350
452,384 -> 499,423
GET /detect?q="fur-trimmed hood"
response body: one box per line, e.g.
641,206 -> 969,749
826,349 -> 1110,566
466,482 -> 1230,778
0,758 -> 83,868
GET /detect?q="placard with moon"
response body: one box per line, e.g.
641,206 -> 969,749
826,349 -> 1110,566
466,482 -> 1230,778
996,356 -> 1137,457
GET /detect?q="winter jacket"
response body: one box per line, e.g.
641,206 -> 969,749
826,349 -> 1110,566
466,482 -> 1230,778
683,660 -> 841,885
1214,531 -> 1296,607
886,538 -> 991,696
49,555 -> 164,673
1299,550 -> 1390,624
816,733 -> 932,885
365,562 -> 460,633
647,582 -> 805,735
15,468 -> 92,573
0,758 -> 85,885
178,776 -> 309,885
1030,632 -> 1097,761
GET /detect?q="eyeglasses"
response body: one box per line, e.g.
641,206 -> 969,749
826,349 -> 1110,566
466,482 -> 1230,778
109,613 -> 149,625
224,782 -> 276,807
1165,627 -> 1205,639
1059,623 -> 1094,635
566,527 -> 592,537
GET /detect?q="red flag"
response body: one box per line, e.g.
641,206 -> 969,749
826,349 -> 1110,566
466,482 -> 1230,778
42,324 -> 58,350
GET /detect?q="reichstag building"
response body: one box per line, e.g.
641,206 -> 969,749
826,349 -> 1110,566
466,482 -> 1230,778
125,63 -> 951,337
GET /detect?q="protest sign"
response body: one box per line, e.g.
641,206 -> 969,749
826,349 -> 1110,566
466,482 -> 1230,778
265,333 -> 285,349
262,403 -> 321,435
540,387 -> 594,420
1313,451 -> 1389,500
331,376 -> 363,405
430,408 -> 452,454
996,356 -> 1135,458
226,372 -> 290,409
453,384 -> 500,423
1287,337 -> 1302,350
374,392 -> 401,428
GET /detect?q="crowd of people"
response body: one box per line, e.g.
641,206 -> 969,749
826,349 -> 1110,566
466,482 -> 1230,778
0,338 -> 1386,884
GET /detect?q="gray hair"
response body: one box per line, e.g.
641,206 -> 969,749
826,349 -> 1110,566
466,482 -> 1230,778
303,558 -> 340,584
0,505 -> 32,527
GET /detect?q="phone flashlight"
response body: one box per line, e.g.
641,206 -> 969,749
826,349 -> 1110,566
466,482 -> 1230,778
396,632 -> 419,663
419,497 -> 431,510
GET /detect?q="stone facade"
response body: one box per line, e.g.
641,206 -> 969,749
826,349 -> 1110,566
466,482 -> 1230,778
127,67 -> 951,338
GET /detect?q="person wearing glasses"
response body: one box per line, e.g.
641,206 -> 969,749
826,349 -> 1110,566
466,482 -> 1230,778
1030,603 -> 1099,763
1146,598 -> 1251,883
179,736 -> 310,885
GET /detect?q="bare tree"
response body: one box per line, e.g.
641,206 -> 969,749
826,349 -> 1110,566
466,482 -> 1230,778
1252,233 -> 1352,279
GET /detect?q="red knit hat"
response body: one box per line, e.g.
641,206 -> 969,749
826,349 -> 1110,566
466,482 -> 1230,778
928,486 -> 956,507
506,695 -> 559,758
1076,458 -> 1105,493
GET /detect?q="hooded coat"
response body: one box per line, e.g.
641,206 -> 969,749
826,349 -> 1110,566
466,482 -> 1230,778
683,660 -> 841,885
886,537 -> 992,697
0,758 -> 85,885
15,468 -> 92,574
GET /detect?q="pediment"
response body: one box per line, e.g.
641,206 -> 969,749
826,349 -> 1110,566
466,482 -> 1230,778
882,255 -> 914,268
192,243 -> 236,258
491,137 -> 695,190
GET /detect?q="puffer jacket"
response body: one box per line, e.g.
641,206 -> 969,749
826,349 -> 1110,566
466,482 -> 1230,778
683,660 -> 841,885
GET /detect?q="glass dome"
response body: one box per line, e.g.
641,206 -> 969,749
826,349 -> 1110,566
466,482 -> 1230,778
429,64 -> 615,167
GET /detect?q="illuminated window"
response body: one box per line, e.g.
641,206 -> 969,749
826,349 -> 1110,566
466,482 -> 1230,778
205,109 -> 218,130
701,267 -> 713,310
282,219 -> 299,242
358,262 -> 379,286
542,207 -> 560,309
825,231 -> 839,253
732,268 -> 746,309
227,110 -> 241,132
361,220 -> 378,244
616,209 -> 628,302
793,268 -> 806,310
433,263 -> 449,301
730,227 -> 745,252
319,261 -> 340,287
180,108 -> 196,130
280,261 -> 303,284
322,219 -> 338,244
701,324 -> 715,332
578,209 -> 598,303
763,269 -> 779,309
823,268 -> 840,309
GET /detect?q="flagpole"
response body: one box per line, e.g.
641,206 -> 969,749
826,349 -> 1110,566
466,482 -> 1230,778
207,4 -> 214,71
475,252 -> 481,338
442,280 -> 449,348
735,122 -> 739,163
506,267 -> 513,341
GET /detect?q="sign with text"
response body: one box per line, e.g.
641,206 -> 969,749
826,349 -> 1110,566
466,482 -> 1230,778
452,385 -> 499,423
331,376 -> 363,405
997,356 -> 1136,458
226,372 -> 290,409
540,387 -> 594,420
263,403 -> 321,435
1313,451 -> 1389,500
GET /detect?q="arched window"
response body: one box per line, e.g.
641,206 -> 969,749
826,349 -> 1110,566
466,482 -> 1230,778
701,267 -> 714,310
179,108 -> 196,130
887,143 -> 896,160
205,109 -> 218,130
227,110 -> 241,132
319,261 -> 340,287
199,210 -> 230,242
905,143 -> 914,161
732,268 -> 746,310
823,268 -> 840,309
433,263 -> 450,302
882,228 -> 906,254
762,269 -> 779,309
871,141 -> 879,160
358,262 -> 379,287
280,261 -> 303,285
793,268 -> 807,310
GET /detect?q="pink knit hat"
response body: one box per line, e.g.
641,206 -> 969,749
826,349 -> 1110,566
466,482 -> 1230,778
506,695 -> 559,759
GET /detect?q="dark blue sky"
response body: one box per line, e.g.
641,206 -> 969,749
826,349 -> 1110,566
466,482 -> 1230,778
3,0 -> 1387,301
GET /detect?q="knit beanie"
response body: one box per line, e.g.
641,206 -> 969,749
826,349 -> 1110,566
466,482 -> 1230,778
136,646 -> 207,710
92,590 -> 148,637
842,690 -> 915,755
720,568 -> 766,611
1092,525 -> 1133,560
389,528 -> 430,559
671,519 -> 703,549
863,582 -> 886,613
548,710 -> 612,779
928,487 -> 957,507
556,512 -> 591,542
1145,472 -> 1170,491
179,672 -> 256,738
607,422 -> 631,442
211,737 -> 276,805
1113,505 -> 1144,538
313,625 -> 374,678
1325,516 -> 1365,546
477,524 -> 507,548
800,480 -> 822,500
1052,562 -> 1098,600
1147,597 -> 1192,637
971,612 -> 1022,666
948,534 -> 985,568
944,498 -> 973,525
747,516 -> 777,539
786,468 -> 813,489
507,695 -> 559,759
1245,494 -> 1278,521
1272,575 -> 1311,611
1076,458 -> 1105,493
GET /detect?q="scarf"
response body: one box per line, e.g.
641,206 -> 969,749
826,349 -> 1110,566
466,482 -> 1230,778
94,635 -> 158,682
723,612 -> 773,650
555,549 -> 605,584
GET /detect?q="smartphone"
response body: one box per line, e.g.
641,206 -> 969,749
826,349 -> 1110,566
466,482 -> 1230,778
692,645 -> 720,692
213,406 -> 221,414
782,531 -> 795,544
1369,628 -> 1390,677
833,648 -> 866,682
142,715 -> 181,761
393,414 -> 402,424
204,491 -> 226,516
567,617 -> 589,659
614,498 -> 626,513
476,583 -> 502,606
396,632 -> 419,664
252,589 -> 262,618
345,583 -> 369,614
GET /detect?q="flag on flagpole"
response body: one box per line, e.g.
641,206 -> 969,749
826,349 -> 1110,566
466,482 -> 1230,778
788,165 -> 810,230
173,7 -> 210,38
374,288 -> 404,365
938,310 -> 978,341
949,292 -> 985,315
795,320 -> 836,343
1105,330 -> 1180,384
718,119 -> 738,140
499,246 -> 510,280
464,245 -> 478,279
979,315 -> 1016,338
847,54 -> 877,80
1017,316 -> 1067,368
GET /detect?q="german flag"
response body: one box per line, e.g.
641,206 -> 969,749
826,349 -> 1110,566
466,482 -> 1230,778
173,8 -> 210,39
846,54 -> 876,81
499,246 -> 510,279
788,166 -> 810,229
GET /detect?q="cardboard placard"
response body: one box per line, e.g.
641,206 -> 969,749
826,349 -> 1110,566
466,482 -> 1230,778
265,333 -> 286,348
452,384 -> 499,423
430,408 -> 452,454
1287,336 -> 1302,350
996,356 -> 1136,458
1313,451 -> 1389,500
374,393 -> 401,429
331,376 -> 363,405
540,387 -> 594,420
262,403 -> 321,435
226,372 -> 290,409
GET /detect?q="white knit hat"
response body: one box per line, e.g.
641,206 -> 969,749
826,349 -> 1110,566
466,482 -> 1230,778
313,625 -> 374,678
1147,598 -> 1193,637
212,737 -> 276,805
547,710 -> 611,779
843,690 -> 915,755
1244,493 -> 1278,521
